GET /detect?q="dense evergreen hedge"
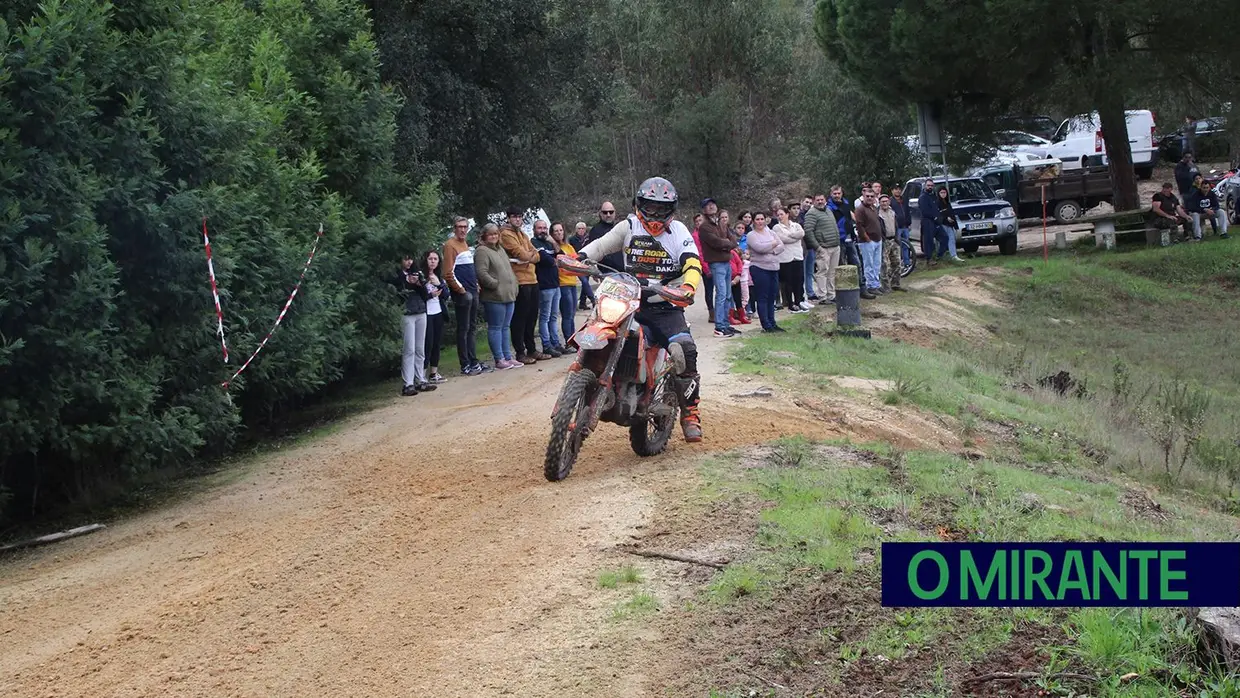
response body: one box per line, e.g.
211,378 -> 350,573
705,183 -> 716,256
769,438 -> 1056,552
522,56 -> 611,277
0,0 -> 439,521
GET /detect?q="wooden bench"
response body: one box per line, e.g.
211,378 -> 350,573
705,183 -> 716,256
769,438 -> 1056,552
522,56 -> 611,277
1077,207 -> 1167,250
1056,226 -> 1094,249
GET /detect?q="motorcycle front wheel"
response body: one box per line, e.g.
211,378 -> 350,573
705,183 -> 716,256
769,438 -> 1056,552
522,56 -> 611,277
629,373 -> 678,457
544,368 -> 597,482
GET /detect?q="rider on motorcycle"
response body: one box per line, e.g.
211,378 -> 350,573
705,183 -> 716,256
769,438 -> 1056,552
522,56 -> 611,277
575,176 -> 705,442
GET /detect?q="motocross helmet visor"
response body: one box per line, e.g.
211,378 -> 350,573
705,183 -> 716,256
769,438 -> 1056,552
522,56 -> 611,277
636,198 -> 675,222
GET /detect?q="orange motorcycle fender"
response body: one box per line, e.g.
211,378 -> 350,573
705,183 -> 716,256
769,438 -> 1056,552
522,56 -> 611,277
574,324 -> 617,351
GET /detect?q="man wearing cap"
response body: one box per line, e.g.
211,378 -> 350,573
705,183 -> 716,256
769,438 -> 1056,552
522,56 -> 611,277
696,197 -> 740,338
500,207 -> 546,363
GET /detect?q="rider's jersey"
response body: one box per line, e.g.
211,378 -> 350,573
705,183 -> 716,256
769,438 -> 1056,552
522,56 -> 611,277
578,214 -> 704,299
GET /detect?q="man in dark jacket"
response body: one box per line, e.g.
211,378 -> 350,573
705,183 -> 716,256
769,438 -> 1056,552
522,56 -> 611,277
569,221 -> 596,310
391,256 -> 437,396
917,179 -> 941,260
889,186 -> 913,267
829,186 -> 859,271
587,201 -> 624,273
1175,152 -> 1200,199
1186,181 -> 1227,239
697,197 -> 740,337
532,220 -> 569,356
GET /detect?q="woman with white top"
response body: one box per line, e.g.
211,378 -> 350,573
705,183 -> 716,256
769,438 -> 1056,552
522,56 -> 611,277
422,249 -> 449,384
773,208 -> 810,313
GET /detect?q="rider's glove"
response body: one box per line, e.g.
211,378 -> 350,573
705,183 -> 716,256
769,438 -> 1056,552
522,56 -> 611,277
663,284 -> 694,308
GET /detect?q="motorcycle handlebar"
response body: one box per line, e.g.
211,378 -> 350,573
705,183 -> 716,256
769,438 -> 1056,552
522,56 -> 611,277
555,258 -> 688,303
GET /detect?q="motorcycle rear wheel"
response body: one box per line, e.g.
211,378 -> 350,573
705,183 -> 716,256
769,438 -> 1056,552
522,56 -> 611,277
629,374 -> 678,457
544,368 -> 597,482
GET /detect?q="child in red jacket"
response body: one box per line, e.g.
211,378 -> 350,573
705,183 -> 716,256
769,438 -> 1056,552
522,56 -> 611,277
729,248 -> 751,325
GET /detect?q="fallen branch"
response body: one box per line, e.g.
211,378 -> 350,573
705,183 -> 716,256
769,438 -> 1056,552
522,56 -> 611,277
620,547 -> 726,569
962,671 -> 1097,686
737,667 -> 787,690
0,523 -> 106,553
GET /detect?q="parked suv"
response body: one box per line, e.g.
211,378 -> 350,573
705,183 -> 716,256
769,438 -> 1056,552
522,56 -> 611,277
1158,117 -> 1229,162
903,177 -> 1020,256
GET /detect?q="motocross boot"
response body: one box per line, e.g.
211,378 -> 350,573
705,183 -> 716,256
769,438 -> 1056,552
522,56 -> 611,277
674,373 -> 703,443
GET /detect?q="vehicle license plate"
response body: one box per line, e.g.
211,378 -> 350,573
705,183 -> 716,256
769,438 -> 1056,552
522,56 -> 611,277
966,222 -> 991,230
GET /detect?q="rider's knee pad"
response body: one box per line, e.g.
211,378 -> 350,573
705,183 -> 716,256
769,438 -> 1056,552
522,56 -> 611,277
671,336 -> 698,375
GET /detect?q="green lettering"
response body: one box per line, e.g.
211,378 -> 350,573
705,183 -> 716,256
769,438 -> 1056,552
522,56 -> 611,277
961,551 -> 1006,600
1159,550 -> 1188,601
1023,550 -> 1054,600
1129,550 -> 1158,600
1011,549 -> 1020,600
1092,550 -> 1126,600
909,551 -> 949,600
1057,550 -> 1089,601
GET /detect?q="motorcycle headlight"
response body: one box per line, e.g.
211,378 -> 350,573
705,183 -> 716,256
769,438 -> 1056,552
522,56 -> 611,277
597,297 -> 632,324
998,207 -> 1015,218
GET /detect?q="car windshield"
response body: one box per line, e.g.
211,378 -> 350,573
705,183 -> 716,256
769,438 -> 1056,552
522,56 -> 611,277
948,179 -> 995,202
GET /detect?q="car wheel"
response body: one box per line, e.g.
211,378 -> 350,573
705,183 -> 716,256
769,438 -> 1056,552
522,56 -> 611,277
1135,166 -> 1154,180
999,236 -> 1018,256
1053,199 -> 1083,224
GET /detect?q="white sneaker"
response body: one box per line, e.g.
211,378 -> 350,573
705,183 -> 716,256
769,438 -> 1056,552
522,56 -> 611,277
799,301 -> 815,310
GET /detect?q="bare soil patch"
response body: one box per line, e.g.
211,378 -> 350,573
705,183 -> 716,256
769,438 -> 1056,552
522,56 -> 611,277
852,269 -> 1009,348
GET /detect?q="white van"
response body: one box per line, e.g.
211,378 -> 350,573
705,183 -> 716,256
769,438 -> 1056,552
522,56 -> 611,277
1042,110 -> 1157,179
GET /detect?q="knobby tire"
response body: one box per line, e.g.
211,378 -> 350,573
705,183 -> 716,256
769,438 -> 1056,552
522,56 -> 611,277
544,368 -> 597,482
629,373 -> 678,457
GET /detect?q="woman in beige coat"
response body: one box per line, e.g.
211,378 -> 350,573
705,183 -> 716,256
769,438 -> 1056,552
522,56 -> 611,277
773,208 -> 810,312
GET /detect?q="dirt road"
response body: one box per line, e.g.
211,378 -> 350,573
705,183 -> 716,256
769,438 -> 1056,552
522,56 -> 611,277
0,298 -> 869,698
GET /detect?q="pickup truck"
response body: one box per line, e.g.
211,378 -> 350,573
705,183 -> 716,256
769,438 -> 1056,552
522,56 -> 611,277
903,176 -> 1020,256
970,158 -> 1113,224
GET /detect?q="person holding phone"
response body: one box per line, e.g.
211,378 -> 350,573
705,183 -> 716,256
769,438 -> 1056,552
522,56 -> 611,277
391,255 -> 437,396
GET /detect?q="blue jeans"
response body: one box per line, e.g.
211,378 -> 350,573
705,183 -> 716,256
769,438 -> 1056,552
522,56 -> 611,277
538,287 -> 562,349
559,285 -> 578,341
803,248 -> 817,297
709,261 -> 733,330
751,267 -> 780,329
936,224 -> 957,259
483,300 -> 515,362
897,228 -> 911,266
859,241 -> 882,290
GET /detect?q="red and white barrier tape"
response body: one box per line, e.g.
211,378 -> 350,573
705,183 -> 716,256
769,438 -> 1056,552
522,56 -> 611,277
221,223 -> 326,389
202,217 -> 229,363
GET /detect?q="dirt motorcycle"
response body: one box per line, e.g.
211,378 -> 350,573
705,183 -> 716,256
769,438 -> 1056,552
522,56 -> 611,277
543,258 -> 692,482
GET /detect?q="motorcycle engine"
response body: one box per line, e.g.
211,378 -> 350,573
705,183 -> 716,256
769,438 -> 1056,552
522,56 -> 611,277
606,383 -> 640,426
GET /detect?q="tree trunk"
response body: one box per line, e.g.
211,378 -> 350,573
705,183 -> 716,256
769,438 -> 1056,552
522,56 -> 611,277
1097,93 -> 1140,211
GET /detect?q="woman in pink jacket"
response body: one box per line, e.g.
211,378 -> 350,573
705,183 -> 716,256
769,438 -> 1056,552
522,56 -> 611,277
744,213 -> 785,333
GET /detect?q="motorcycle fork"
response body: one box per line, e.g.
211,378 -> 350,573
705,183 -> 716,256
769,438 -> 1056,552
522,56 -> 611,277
554,321 -> 630,434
